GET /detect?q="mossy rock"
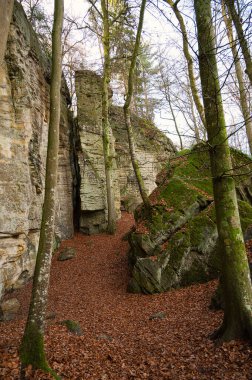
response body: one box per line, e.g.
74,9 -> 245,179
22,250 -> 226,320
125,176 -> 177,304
57,247 -> 76,261
128,145 -> 252,294
61,320 -> 83,336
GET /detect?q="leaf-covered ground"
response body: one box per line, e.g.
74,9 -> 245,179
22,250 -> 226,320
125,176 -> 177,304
0,213 -> 252,380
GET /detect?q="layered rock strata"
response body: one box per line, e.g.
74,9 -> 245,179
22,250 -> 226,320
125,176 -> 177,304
128,146 -> 252,294
75,70 -> 176,233
75,70 -> 121,234
0,2 -> 74,300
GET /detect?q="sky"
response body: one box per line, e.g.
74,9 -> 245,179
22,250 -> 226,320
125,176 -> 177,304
24,0 -> 251,152
60,0 -> 187,146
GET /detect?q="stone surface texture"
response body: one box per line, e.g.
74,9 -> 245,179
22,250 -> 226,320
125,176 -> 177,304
75,70 -> 176,234
0,2 -> 74,300
57,247 -> 76,261
128,146 -> 252,294
110,106 -> 176,211
0,297 -> 20,321
75,70 -> 121,234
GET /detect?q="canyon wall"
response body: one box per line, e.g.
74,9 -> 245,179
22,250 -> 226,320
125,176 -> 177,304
0,2 -> 74,300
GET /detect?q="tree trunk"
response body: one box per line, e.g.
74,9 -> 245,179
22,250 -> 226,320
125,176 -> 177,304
101,0 -> 116,234
19,0 -> 64,376
186,75 -> 201,144
166,0 -> 206,129
224,0 -> 252,86
164,76 -> 183,150
222,1 -> 252,155
194,0 -> 252,341
0,0 -> 14,65
123,0 -> 150,209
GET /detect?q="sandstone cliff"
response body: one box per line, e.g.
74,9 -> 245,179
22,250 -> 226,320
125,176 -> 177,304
0,2 -> 74,300
75,70 -> 176,234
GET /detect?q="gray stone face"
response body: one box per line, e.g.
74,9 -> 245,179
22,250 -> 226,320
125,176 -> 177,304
75,70 -> 121,234
0,3 -> 74,300
75,71 -> 176,233
110,107 -> 176,212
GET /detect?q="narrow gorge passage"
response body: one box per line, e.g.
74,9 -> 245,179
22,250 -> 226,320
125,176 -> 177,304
0,213 -> 251,380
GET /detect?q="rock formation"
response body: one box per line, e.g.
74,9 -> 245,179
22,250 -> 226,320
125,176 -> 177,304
75,70 -> 121,234
0,2 -> 74,300
128,146 -> 252,294
0,4 -> 175,300
75,70 -> 176,234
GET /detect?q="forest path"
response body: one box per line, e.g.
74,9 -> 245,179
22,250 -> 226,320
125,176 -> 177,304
0,212 -> 251,379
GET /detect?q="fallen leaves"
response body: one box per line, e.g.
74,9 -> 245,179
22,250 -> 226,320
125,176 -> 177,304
0,212 -> 252,379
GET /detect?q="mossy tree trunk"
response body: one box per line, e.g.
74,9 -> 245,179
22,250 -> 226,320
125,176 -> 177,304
101,0 -> 116,234
224,0 -> 252,86
166,0 -> 206,130
123,0 -> 151,210
194,0 -> 252,341
19,0 -> 64,377
0,0 -> 14,65
222,1 -> 252,155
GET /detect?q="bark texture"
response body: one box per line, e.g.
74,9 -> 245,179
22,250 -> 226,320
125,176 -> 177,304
123,0 -> 150,209
0,0 -> 14,65
194,0 -> 252,341
101,0 -> 116,234
19,0 -> 64,375
225,0 -> 252,86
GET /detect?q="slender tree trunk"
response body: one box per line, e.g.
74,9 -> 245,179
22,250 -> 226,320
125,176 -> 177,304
0,0 -> 14,65
164,79 -> 183,149
195,0 -> 252,341
186,75 -> 201,143
19,0 -> 64,376
166,0 -> 206,129
224,0 -> 252,86
101,0 -> 116,234
222,1 -> 252,155
123,0 -> 150,209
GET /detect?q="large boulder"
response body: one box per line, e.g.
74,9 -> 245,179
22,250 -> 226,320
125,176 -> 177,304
128,145 -> 252,294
